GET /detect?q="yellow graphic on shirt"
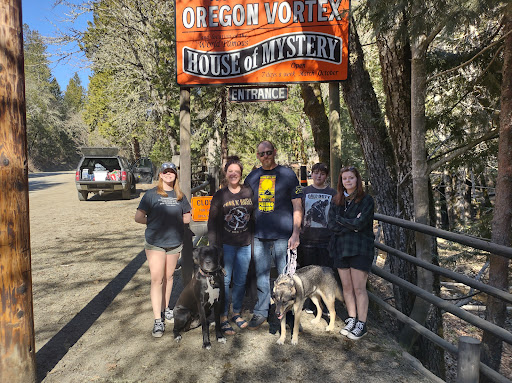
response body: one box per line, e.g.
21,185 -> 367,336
258,175 -> 276,213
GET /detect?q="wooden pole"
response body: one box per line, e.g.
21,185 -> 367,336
179,87 -> 191,200
179,87 -> 193,285
0,0 -> 37,381
329,82 -> 342,187
457,336 -> 481,383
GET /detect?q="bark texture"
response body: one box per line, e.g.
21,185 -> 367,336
481,7 -> 512,380
340,19 -> 398,248
301,83 -> 330,164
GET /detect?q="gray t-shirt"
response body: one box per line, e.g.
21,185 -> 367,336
137,188 -> 191,248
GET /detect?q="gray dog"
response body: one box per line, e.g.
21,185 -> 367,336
272,265 -> 343,345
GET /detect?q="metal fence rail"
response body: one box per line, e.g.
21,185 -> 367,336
372,213 -> 512,383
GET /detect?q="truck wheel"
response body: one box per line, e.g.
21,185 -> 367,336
122,189 -> 131,200
78,191 -> 88,201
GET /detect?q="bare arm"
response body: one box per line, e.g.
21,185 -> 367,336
135,209 -> 147,224
288,198 -> 302,249
183,212 -> 191,224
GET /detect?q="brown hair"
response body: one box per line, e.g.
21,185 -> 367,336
333,166 -> 365,206
156,170 -> 183,200
221,156 -> 243,188
312,162 -> 329,175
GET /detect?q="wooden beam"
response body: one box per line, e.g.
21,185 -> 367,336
0,0 -> 37,381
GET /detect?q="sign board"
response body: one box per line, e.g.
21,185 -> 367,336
191,196 -> 213,221
175,0 -> 349,86
229,86 -> 288,102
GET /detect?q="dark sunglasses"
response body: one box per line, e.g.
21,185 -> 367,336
258,150 -> 274,157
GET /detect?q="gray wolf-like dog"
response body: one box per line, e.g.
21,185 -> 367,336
272,265 -> 343,345
173,246 -> 226,349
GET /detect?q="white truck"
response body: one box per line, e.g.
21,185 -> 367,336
75,147 -> 136,201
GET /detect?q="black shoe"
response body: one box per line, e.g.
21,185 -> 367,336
248,314 -> 267,330
347,320 -> 367,340
152,319 -> 165,338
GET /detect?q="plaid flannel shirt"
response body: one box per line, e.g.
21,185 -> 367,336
327,194 -> 375,260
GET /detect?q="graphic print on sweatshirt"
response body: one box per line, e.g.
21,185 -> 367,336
303,193 -> 333,228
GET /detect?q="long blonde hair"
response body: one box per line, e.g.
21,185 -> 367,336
156,173 -> 183,200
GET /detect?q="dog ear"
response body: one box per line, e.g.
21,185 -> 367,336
192,247 -> 200,265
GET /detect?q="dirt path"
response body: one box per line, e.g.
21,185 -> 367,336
29,171 -> 439,383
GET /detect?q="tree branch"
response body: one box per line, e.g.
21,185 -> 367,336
428,128 -> 499,172
428,29 -> 512,82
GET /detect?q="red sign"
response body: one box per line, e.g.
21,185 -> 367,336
175,0 -> 349,86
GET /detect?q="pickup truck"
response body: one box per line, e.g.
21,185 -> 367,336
75,147 -> 136,201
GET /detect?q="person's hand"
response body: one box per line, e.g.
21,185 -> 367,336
288,232 -> 300,250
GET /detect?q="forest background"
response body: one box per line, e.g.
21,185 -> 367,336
22,0 -> 511,382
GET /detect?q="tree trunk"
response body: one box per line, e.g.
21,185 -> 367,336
438,174 -> 449,230
132,136 -> 141,160
375,18 -> 416,316
329,83 -> 342,187
481,6 -> 512,380
339,19 -> 398,250
399,35 -> 434,349
220,87 -> 228,170
300,83 -> 330,164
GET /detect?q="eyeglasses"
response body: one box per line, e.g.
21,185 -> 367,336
258,150 -> 274,157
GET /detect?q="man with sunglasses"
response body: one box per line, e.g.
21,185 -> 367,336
244,140 -> 303,330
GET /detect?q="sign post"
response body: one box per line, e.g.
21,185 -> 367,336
0,0 -> 37,381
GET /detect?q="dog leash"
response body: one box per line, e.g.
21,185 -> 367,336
284,248 -> 297,276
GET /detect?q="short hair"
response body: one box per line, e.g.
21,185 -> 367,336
257,140 -> 275,151
312,162 -> 329,175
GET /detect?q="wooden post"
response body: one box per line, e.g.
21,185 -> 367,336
329,82 -> 342,187
179,87 -> 193,285
457,336 -> 481,383
0,0 -> 37,382
180,87 -> 191,200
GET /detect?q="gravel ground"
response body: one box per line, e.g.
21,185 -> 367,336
29,171 -> 439,383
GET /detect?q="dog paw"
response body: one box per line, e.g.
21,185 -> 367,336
276,338 -> 285,345
203,342 -> 212,350
217,337 -> 227,344
325,325 -> 334,332
174,335 -> 182,343
291,338 -> 298,346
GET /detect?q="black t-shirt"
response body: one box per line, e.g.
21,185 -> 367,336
300,185 -> 336,245
207,186 -> 254,247
137,188 -> 191,248
244,165 -> 302,240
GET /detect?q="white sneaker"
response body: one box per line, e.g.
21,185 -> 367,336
164,307 -> 174,323
340,317 -> 356,336
152,319 -> 165,338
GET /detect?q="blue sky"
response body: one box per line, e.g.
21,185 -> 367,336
21,0 -> 92,91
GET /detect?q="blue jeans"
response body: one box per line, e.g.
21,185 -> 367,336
222,244 -> 251,316
252,238 -> 288,317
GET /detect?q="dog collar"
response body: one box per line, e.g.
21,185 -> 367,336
198,267 -> 226,277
